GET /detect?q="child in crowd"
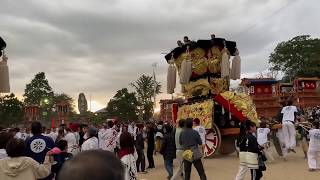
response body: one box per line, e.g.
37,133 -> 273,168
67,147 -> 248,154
257,122 -> 274,162
297,117 -> 309,159
52,139 -> 73,179
155,121 -> 164,154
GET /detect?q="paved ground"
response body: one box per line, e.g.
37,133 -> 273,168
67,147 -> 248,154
137,146 -> 319,180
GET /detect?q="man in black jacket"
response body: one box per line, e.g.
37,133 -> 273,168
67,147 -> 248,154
135,127 -> 147,173
146,122 -> 155,169
160,124 -> 176,179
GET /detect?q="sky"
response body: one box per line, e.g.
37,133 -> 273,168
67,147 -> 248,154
1,0 -> 320,112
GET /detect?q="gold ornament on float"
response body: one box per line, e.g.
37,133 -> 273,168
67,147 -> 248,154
184,79 -> 210,98
210,78 -> 229,94
177,100 -> 213,129
220,91 -> 259,124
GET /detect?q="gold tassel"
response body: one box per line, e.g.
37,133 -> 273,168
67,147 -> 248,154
179,47 -> 192,84
220,48 -> 230,78
230,50 -> 241,80
167,60 -> 176,94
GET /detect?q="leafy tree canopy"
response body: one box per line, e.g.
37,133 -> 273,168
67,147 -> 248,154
130,74 -> 161,121
269,35 -> 320,82
53,93 -> 76,113
106,88 -> 139,123
23,72 -> 54,106
0,93 -> 24,127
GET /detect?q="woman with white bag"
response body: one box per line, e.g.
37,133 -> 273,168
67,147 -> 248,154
235,120 -> 263,180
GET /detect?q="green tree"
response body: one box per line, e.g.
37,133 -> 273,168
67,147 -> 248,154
106,88 -> 139,122
269,35 -> 320,82
23,72 -> 54,105
0,93 -> 24,127
23,72 -> 54,122
53,93 -> 76,113
130,74 -> 161,121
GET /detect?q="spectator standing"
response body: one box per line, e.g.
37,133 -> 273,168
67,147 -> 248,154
64,128 -> 79,155
0,131 -> 13,159
128,121 -> 137,141
160,124 -> 176,179
81,127 -> 99,151
79,124 -> 88,147
52,139 -> 73,179
102,121 -> 118,152
135,126 -> 147,173
0,138 -> 52,180
193,118 -> 206,153
171,119 -> 185,180
119,132 -> 137,180
307,121 -> 320,171
55,129 -> 65,144
180,118 -> 207,180
235,120 -> 263,180
146,122 -> 156,168
155,121 -> 164,154
25,122 -> 55,164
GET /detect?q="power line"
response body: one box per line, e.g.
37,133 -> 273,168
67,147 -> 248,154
231,0 -> 300,39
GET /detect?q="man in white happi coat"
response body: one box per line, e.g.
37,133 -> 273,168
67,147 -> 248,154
100,121 -> 118,152
280,100 -> 298,154
128,121 -> 137,141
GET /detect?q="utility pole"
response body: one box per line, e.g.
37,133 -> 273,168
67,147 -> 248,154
152,62 -> 158,109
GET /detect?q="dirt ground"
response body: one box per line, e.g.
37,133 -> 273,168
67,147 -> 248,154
138,146 -> 319,180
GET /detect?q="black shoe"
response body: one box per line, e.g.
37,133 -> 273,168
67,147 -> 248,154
288,148 -> 296,153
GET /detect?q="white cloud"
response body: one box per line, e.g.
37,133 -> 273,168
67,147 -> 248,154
1,0 -> 319,109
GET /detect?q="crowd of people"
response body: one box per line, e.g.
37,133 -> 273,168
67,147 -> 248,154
0,116 -> 210,180
235,100 -> 320,180
0,118 -> 207,180
0,100 -> 319,180
301,106 -> 320,121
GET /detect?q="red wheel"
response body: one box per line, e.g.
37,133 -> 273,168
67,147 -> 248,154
204,123 -> 221,157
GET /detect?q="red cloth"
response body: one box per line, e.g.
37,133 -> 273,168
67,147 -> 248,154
69,123 -> 79,132
215,95 -> 246,122
51,117 -> 55,129
172,103 -> 178,124
118,148 -> 134,159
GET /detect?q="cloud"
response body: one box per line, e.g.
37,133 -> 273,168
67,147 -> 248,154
1,0 -> 319,110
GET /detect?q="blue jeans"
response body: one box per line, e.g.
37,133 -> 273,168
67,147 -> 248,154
164,159 -> 173,178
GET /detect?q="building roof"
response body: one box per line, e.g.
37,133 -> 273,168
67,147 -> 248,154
241,78 -> 277,86
279,83 -> 293,87
95,108 -> 107,114
160,98 -> 184,104
295,77 -> 320,81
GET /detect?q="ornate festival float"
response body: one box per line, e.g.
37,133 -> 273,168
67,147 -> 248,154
164,35 -> 259,157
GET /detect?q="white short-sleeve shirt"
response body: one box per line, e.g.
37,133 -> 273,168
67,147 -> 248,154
193,125 -> 206,145
257,128 -> 270,146
281,105 -> 298,122
308,129 -> 320,151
